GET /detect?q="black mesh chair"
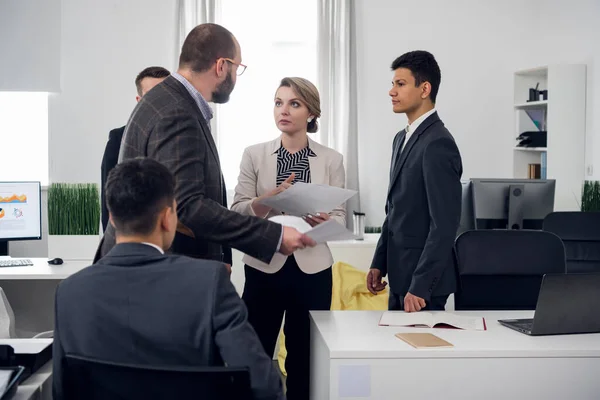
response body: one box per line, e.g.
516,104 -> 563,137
454,230 -> 566,310
63,354 -> 252,400
543,211 -> 600,273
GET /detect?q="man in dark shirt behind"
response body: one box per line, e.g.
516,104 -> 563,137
54,158 -> 284,400
100,66 -> 170,231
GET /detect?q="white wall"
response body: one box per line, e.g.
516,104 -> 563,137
8,0 -> 177,257
0,0 -> 61,91
49,0 -> 178,184
356,0 -> 600,226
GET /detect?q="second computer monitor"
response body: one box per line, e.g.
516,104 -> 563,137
471,178 -> 555,230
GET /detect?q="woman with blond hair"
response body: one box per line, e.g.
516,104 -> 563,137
231,77 -> 346,399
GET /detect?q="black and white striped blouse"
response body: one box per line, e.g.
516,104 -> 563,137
276,143 -> 317,186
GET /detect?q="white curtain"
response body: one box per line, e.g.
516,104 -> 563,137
176,0 -> 218,133
317,0 -> 361,229
177,0 -> 217,50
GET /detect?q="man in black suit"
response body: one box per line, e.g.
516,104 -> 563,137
96,23 -> 314,266
54,158 -> 284,400
367,51 -> 463,312
101,66 -> 170,232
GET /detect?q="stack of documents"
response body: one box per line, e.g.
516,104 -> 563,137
269,215 -> 357,243
259,183 -> 359,243
258,182 -> 357,216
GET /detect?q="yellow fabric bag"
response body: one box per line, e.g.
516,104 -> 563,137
277,261 -> 389,375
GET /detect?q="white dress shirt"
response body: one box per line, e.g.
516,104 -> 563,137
401,108 -> 437,152
141,242 -> 165,254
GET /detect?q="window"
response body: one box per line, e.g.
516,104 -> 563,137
216,0 -> 318,191
0,92 -> 49,185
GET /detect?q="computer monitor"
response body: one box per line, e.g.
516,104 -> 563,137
0,181 -> 42,255
471,178 -> 555,230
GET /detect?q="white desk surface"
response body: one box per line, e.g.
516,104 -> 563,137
0,338 -> 52,354
310,310 -> 600,359
327,233 -> 379,248
0,258 -> 90,280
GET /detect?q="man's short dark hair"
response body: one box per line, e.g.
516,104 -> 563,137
391,51 -> 441,103
134,66 -> 170,96
106,158 -> 175,236
178,23 -> 236,73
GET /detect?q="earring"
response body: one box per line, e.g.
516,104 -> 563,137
307,117 -> 313,123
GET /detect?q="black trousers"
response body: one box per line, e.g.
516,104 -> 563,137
243,256 -> 332,400
389,292 -> 448,311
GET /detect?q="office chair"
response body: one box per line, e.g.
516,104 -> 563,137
543,212 -> 600,273
0,288 -> 16,339
63,354 -> 252,400
0,287 -> 52,339
454,230 -> 566,310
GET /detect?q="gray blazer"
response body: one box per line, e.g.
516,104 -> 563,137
53,243 -> 284,400
371,112 -> 462,300
96,75 -> 281,265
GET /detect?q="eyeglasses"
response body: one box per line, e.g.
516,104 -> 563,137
221,58 -> 247,76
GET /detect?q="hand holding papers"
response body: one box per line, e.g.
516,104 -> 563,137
258,182 -> 357,216
270,215 -> 357,243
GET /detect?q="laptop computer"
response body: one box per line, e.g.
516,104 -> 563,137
498,273 -> 600,336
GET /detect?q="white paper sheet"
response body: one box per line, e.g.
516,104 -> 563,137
268,216 -> 357,243
258,182 -> 357,216
304,220 -> 358,242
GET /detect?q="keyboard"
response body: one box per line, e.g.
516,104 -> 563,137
0,259 -> 34,267
510,319 -> 534,331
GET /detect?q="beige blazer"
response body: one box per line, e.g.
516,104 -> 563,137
231,136 -> 346,274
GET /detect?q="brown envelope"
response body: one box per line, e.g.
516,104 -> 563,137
395,333 -> 454,349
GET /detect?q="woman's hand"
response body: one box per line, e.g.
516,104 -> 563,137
303,212 -> 330,227
251,173 -> 295,216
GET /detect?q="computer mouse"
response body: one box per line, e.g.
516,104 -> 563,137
48,257 -> 64,265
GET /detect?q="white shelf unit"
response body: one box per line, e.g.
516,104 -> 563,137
513,65 -> 586,211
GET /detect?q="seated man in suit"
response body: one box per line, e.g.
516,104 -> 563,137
53,158 -> 284,400
100,66 -> 170,232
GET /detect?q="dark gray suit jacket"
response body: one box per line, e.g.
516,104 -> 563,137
53,243 -> 284,400
100,125 -> 125,232
96,75 -> 281,264
371,112 -> 462,300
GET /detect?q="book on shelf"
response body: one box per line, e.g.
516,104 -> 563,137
528,163 -> 541,179
379,311 -> 487,331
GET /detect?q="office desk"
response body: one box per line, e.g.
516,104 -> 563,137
310,310 -> 600,399
229,234 -> 381,295
0,258 -> 90,333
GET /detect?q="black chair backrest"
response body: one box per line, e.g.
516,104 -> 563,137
454,230 -> 566,310
63,354 -> 252,400
543,211 -> 600,273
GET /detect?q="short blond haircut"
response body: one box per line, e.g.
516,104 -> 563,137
278,77 -> 321,133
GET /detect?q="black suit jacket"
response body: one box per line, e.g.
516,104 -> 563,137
96,76 -> 280,264
100,126 -> 125,232
53,243 -> 284,400
371,112 -> 462,300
